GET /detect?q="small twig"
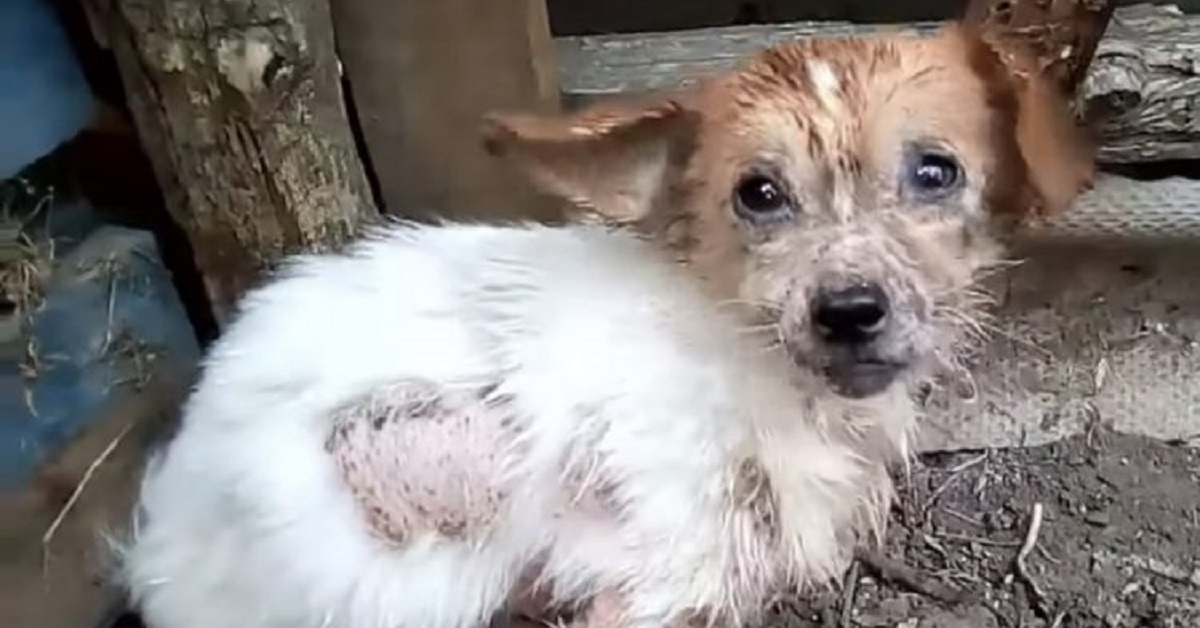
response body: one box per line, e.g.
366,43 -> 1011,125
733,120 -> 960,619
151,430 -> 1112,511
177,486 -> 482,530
935,532 -> 1022,548
939,569 -> 985,586
1037,544 -> 1062,565
940,507 -> 985,528
1006,502 -> 1054,619
922,452 -> 988,513
42,422 -> 133,551
854,548 -> 967,604
972,457 -> 992,498
948,451 -> 990,475
99,259 -> 118,355
1015,502 -> 1043,573
839,560 -> 861,627
921,533 -> 950,562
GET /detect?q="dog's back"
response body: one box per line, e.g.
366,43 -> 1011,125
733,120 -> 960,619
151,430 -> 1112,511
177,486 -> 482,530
120,221 -> 797,628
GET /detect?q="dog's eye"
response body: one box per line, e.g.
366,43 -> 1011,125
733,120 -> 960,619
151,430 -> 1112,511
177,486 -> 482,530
734,174 -> 793,221
908,153 -> 962,194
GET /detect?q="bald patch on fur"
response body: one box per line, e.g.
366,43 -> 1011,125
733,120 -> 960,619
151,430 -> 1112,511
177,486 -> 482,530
326,380 -> 522,543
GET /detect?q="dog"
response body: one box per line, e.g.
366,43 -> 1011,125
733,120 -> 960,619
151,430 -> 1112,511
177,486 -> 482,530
115,24 -> 1092,628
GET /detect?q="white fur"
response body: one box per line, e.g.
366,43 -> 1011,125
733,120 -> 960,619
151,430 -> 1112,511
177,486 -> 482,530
805,59 -> 843,114
118,221 -> 911,628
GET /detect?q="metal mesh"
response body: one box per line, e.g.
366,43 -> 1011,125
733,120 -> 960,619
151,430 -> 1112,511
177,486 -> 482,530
1045,174 -> 1200,239
918,183 -> 1200,452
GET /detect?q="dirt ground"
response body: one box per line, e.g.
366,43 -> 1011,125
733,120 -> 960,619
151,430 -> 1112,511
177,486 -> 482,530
104,429 -> 1199,628
768,429 -> 1200,628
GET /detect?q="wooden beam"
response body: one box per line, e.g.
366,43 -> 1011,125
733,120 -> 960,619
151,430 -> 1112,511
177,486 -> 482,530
555,3 -> 1200,164
330,0 -> 562,222
89,0 -> 375,324
962,0 -> 1117,91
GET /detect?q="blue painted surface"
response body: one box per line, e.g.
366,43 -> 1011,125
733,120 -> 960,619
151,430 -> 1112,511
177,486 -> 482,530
0,201 -> 201,492
0,0 -> 96,180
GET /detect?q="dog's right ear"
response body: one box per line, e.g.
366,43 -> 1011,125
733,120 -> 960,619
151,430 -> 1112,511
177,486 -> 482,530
481,96 -> 700,225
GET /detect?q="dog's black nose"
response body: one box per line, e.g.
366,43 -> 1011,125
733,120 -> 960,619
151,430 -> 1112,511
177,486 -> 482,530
811,283 -> 890,344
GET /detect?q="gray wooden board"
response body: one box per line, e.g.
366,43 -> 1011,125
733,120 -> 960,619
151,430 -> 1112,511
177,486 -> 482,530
555,3 -> 1200,164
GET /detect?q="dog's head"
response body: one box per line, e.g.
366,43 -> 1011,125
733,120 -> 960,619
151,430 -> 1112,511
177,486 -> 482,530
483,27 -> 1093,399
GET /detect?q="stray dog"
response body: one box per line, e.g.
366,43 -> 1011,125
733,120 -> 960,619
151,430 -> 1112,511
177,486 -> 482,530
116,25 -> 1092,628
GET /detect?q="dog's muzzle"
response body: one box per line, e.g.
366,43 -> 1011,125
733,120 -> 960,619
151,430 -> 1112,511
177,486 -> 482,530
808,281 -> 905,398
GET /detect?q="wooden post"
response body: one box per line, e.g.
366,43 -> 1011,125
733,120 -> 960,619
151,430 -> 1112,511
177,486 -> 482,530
330,0 -> 561,222
962,0 -> 1117,92
86,0 -> 376,323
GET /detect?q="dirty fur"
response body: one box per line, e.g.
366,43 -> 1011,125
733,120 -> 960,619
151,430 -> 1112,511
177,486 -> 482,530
484,25 -> 1092,403
116,25 -> 1092,628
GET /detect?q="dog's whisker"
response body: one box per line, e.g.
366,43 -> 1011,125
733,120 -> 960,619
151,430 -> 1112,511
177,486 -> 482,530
735,322 -> 782,334
976,257 -> 1025,274
716,298 -> 783,314
936,305 -> 1052,357
933,306 -> 992,344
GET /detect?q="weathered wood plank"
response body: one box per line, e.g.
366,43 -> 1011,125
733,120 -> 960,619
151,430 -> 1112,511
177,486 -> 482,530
556,3 -> 1200,164
87,0 -> 375,323
1084,4 -> 1200,163
331,0 -> 562,223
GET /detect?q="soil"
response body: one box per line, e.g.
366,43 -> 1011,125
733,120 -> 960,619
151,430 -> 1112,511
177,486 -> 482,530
103,429 -> 1200,628
767,429 -> 1200,628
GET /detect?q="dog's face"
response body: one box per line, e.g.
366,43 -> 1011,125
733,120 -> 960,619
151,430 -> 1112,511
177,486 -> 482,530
484,27 -> 1093,399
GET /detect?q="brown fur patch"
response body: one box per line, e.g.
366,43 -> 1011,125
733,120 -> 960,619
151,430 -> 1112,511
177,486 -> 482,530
484,25 -> 1095,401
956,26 -> 1095,224
482,96 -> 700,225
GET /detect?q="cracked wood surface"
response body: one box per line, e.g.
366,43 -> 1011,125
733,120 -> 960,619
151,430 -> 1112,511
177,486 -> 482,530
88,0 -> 375,323
556,3 -> 1200,164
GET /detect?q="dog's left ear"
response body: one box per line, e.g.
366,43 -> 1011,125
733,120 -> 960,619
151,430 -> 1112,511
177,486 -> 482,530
481,95 -> 701,226
962,28 -> 1096,221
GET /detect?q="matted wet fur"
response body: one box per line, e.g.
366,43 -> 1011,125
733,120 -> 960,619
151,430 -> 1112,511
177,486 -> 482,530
116,25 -> 1092,628
484,24 -> 1092,403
